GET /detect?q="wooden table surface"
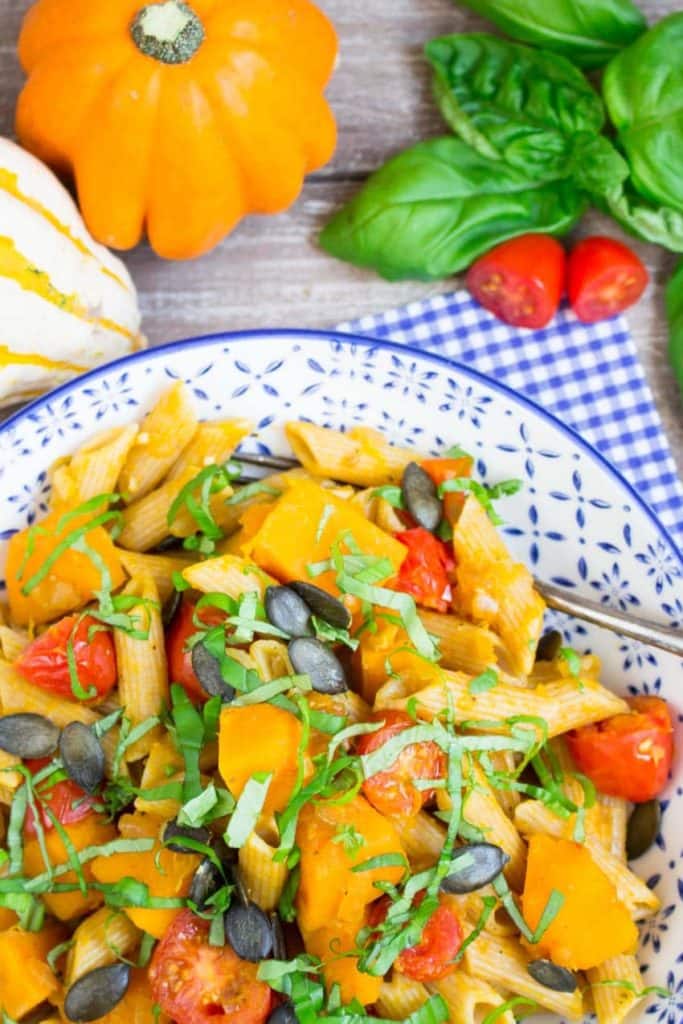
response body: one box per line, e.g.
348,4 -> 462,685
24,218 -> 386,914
1,0 -> 681,473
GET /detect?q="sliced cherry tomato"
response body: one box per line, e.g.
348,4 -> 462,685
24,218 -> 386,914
16,614 -> 117,702
394,528 -> 453,612
568,236 -> 648,323
421,456 -> 473,523
23,757 -> 96,836
149,909 -> 273,1024
357,710 -> 447,818
367,892 -> 462,982
166,599 -> 226,703
566,696 -> 674,803
466,234 -> 565,329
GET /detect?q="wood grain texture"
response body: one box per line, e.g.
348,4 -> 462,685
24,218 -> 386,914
0,0 -> 681,472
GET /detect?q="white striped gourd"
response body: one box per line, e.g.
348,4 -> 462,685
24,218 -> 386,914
0,136 -> 143,406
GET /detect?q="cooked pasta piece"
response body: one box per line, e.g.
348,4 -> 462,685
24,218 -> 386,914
393,810 -> 447,871
52,424 -> 139,507
417,610 -> 501,676
285,422 -> 416,487
451,496 -> 544,675
430,970 -> 516,1024
65,906 -> 141,985
118,381 -> 198,500
165,419 -> 253,481
0,747 -> 23,803
0,623 -> 29,661
377,974 -> 431,1018
114,574 -> 168,760
118,472 -> 194,551
238,816 -> 289,912
249,639 -> 293,682
384,670 -> 628,737
586,954 -> 647,1024
182,553 -> 277,598
488,749 -> 522,816
514,801 -> 660,918
117,548 -> 195,605
464,932 -> 585,1019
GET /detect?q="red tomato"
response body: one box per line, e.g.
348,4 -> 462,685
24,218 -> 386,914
568,236 -> 648,323
367,892 -> 463,982
16,614 -> 117,702
149,909 -> 273,1024
566,696 -> 674,803
394,528 -> 453,612
166,599 -> 226,703
421,456 -> 473,523
357,710 -> 447,818
23,758 -> 96,836
466,234 -> 565,329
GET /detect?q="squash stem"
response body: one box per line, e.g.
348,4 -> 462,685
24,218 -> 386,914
131,0 -> 204,64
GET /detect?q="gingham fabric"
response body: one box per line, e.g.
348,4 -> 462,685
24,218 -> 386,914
337,291 -> 683,555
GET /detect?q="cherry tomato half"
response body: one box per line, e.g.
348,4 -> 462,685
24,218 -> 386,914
149,909 -> 274,1024
367,892 -> 463,982
166,599 -> 226,703
566,696 -> 674,803
568,236 -> 648,323
16,614 -> 117,702
421,456 -> 473,524
357,710 -> 447,818
394,528 -> 453,613
466,234 -> 565,329
23,757 -> 96,836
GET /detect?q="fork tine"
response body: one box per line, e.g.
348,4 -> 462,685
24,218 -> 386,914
235,451 -> 299,472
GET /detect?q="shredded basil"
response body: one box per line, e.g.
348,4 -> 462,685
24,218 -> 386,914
224,772 -> 272,848
372,485 -> 405,509
351,852 -> 409,874
468,668 -> 499,695
226,481 -> 282,505
331,824 -> 366,857
47,937 -> 75,974
481,998 -> 538,1024
438,477 -> 522,525
559,646 -> 582,678
167,461 -> 241,556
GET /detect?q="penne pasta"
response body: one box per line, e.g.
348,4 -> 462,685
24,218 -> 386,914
182,553 -> 277,598
117,547 -> 195,606
393,810 -> 447,871
114,574 -> 168,760
118,381 -> 198,501
65,907 -> 141,985
464,932 -> 585,1019
417,610 -> 501,676
249,639 -> 293,682
586,954 -> 646,1024
118,472 -> 194,551
285,422 -> 416,487
55,424 -> 139,505
430,970 -> 517,1024
377,974 -> 431,1018
0,623 -> 29,661
165,419 -> 253,481
238,817 -> 289,912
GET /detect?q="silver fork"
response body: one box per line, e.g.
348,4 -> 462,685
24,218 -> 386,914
234,451 -> 683,658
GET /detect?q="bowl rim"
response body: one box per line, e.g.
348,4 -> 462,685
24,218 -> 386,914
2,326 -> 681,568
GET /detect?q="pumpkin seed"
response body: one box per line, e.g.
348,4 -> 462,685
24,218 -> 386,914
162,589 -> 182,628
0,713 -> 60,759
224,901 -> 274,961
289,581 -> 351,630
265,586 -> 313,638
401,462 -> 442,532
440,842 -> 510,894
527,959 -> 578,993
626,799 -> 661,860
163,819 -> 212,854
152,536 -> 185,553
288,637 -> 347,694
268,1004 -> 298,1024
271,912 -> 287,961
535,630 -> 563,662
191,641 -> 235,701
59,722 -> 105,795
189,857 -> 225,911
64,964 -> 131,1022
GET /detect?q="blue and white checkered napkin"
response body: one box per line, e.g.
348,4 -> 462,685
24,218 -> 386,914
337,291 -> 683,555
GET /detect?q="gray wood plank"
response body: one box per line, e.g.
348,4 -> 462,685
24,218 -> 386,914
0,0 -> 681,474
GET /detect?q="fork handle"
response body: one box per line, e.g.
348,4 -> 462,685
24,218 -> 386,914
535,580 -> 683,657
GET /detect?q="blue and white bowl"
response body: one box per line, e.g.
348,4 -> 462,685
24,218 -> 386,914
0,329 -> 681,1023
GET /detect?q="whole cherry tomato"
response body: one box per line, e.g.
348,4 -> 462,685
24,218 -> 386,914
16,614 -> 117,701
568,236 -> 648,323
357,710 -> 447,818
466,234 -> 565,329
566,696 -> 673,802
149,909 -> 274,1024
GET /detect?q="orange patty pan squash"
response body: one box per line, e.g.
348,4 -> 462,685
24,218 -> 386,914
16,0 -> 338,259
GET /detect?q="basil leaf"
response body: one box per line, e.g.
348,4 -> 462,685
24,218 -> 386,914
603,14 -> 683,215
667,261 -> 683,398
468,668 -> 499,695
320,137 -> 585,282
224,772 -> 272,848
598,179 -> 683,252
452,0 -> 645,69
427,33 -> 607,185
